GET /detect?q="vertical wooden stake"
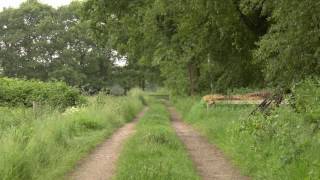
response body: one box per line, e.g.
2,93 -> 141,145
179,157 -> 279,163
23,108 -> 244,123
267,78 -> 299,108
33,101 -> 37,118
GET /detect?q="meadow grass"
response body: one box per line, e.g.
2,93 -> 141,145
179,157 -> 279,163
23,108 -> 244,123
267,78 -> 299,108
115,101 -> 200,180
0,95 -> 143,180
173,97 -> 320,180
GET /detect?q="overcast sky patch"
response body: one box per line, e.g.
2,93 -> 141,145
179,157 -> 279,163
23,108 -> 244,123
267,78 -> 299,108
0,0 -> 72,10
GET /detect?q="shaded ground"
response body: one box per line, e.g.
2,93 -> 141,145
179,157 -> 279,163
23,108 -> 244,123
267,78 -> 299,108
168,106 -> 250,180
67,107 -> 148,180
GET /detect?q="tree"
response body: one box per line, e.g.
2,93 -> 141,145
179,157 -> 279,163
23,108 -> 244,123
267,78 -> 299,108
254,0 -> 320,86
83,0 -> 264,94
0,0 -> 115,91
0,0 -> 55,79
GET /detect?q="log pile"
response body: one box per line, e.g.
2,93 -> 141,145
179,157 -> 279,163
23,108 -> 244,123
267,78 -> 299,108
202,91 -> 271,105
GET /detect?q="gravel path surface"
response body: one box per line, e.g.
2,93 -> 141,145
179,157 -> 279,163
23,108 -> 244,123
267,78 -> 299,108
67,107 -> 148,180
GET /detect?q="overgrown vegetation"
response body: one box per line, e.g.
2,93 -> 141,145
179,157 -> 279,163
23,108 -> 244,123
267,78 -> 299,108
173,79 -> 320,179
0,77 -> 84,108
115,102 -> 200,180
0,0 -> 319,179
0,95 -> 143,180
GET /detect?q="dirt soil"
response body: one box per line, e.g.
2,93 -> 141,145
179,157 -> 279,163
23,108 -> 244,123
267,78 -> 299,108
168,106 -> 250,180
67,107 -> 148,180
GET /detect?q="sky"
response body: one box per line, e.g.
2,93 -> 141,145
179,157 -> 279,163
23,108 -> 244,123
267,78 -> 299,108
0,0 -> 72,10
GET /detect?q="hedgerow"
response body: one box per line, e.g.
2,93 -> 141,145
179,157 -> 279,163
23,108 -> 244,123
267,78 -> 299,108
0,78 -> 84,108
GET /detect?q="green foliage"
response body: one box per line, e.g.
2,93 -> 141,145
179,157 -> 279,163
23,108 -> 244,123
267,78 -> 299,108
0,77 -> 84,108
83,0 -> 263,94
84,0 -> 319,94
115,102 -> 200,180
238,109 -> 320,179
292,78 -> 320,124
110,84 -> 125,96
0,1 -> 114,91
254,0 -> 320,85
0,95 -> 143,180
174,94 -> 320,179
128,87 -> 147,105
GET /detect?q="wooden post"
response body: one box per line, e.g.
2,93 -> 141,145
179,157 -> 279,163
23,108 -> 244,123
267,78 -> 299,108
33,101 -> 38,118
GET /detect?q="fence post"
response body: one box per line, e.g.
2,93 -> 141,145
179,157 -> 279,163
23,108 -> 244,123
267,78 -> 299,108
33,101 -> 38,118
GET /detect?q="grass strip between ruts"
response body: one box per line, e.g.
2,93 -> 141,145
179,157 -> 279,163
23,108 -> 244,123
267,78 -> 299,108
115,102 -> 200,180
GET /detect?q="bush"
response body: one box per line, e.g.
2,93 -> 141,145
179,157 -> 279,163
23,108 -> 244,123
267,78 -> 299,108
0,78 -> 85,109
110,84 -> 125,96
292,78 -> 320,123
128,88 -> 147,105
127,87 -> 144,97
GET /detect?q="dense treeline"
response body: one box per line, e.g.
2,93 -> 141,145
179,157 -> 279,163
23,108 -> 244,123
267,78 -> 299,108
0,1 -> 108,90
0,0 -> 319,95
84,0 -> 320,94
0,0 -> 160,92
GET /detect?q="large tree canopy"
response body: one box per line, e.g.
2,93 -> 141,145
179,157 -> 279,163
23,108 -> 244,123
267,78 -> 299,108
0,0 -> 161,92
254,0 -> 320,86
0,0 -> 318,95
83,0 -> 319,94
0,0 -> 113,90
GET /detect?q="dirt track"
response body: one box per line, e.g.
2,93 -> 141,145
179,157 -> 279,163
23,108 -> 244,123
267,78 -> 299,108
67,107 -> 148,180
67,105 -> 248,180
168,106 -> 250,180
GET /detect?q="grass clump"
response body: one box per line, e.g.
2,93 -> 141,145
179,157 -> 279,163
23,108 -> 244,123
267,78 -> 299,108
0,95 -> 143,180
115,102 -> 200,180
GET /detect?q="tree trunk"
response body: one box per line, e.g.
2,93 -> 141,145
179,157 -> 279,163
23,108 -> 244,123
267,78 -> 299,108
139,74 -> 145,90
188,62 -> 198,96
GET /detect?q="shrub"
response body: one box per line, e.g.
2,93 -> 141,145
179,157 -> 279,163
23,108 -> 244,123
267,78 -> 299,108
292,78 -> 320,124
128,88 -> 147,105
110,84 -> 125,96
127,87 -> 144,97
0,78 -> 85,109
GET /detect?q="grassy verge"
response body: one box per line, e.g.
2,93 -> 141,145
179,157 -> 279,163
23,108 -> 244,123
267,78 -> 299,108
0,95 -> 143,180
115,102 -> 200,180
173,97 -> 320,179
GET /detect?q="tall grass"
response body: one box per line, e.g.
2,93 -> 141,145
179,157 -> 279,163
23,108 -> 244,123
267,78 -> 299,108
173,97 -> 320,179
0,95 -> 143,180
115,102 -> 200,180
